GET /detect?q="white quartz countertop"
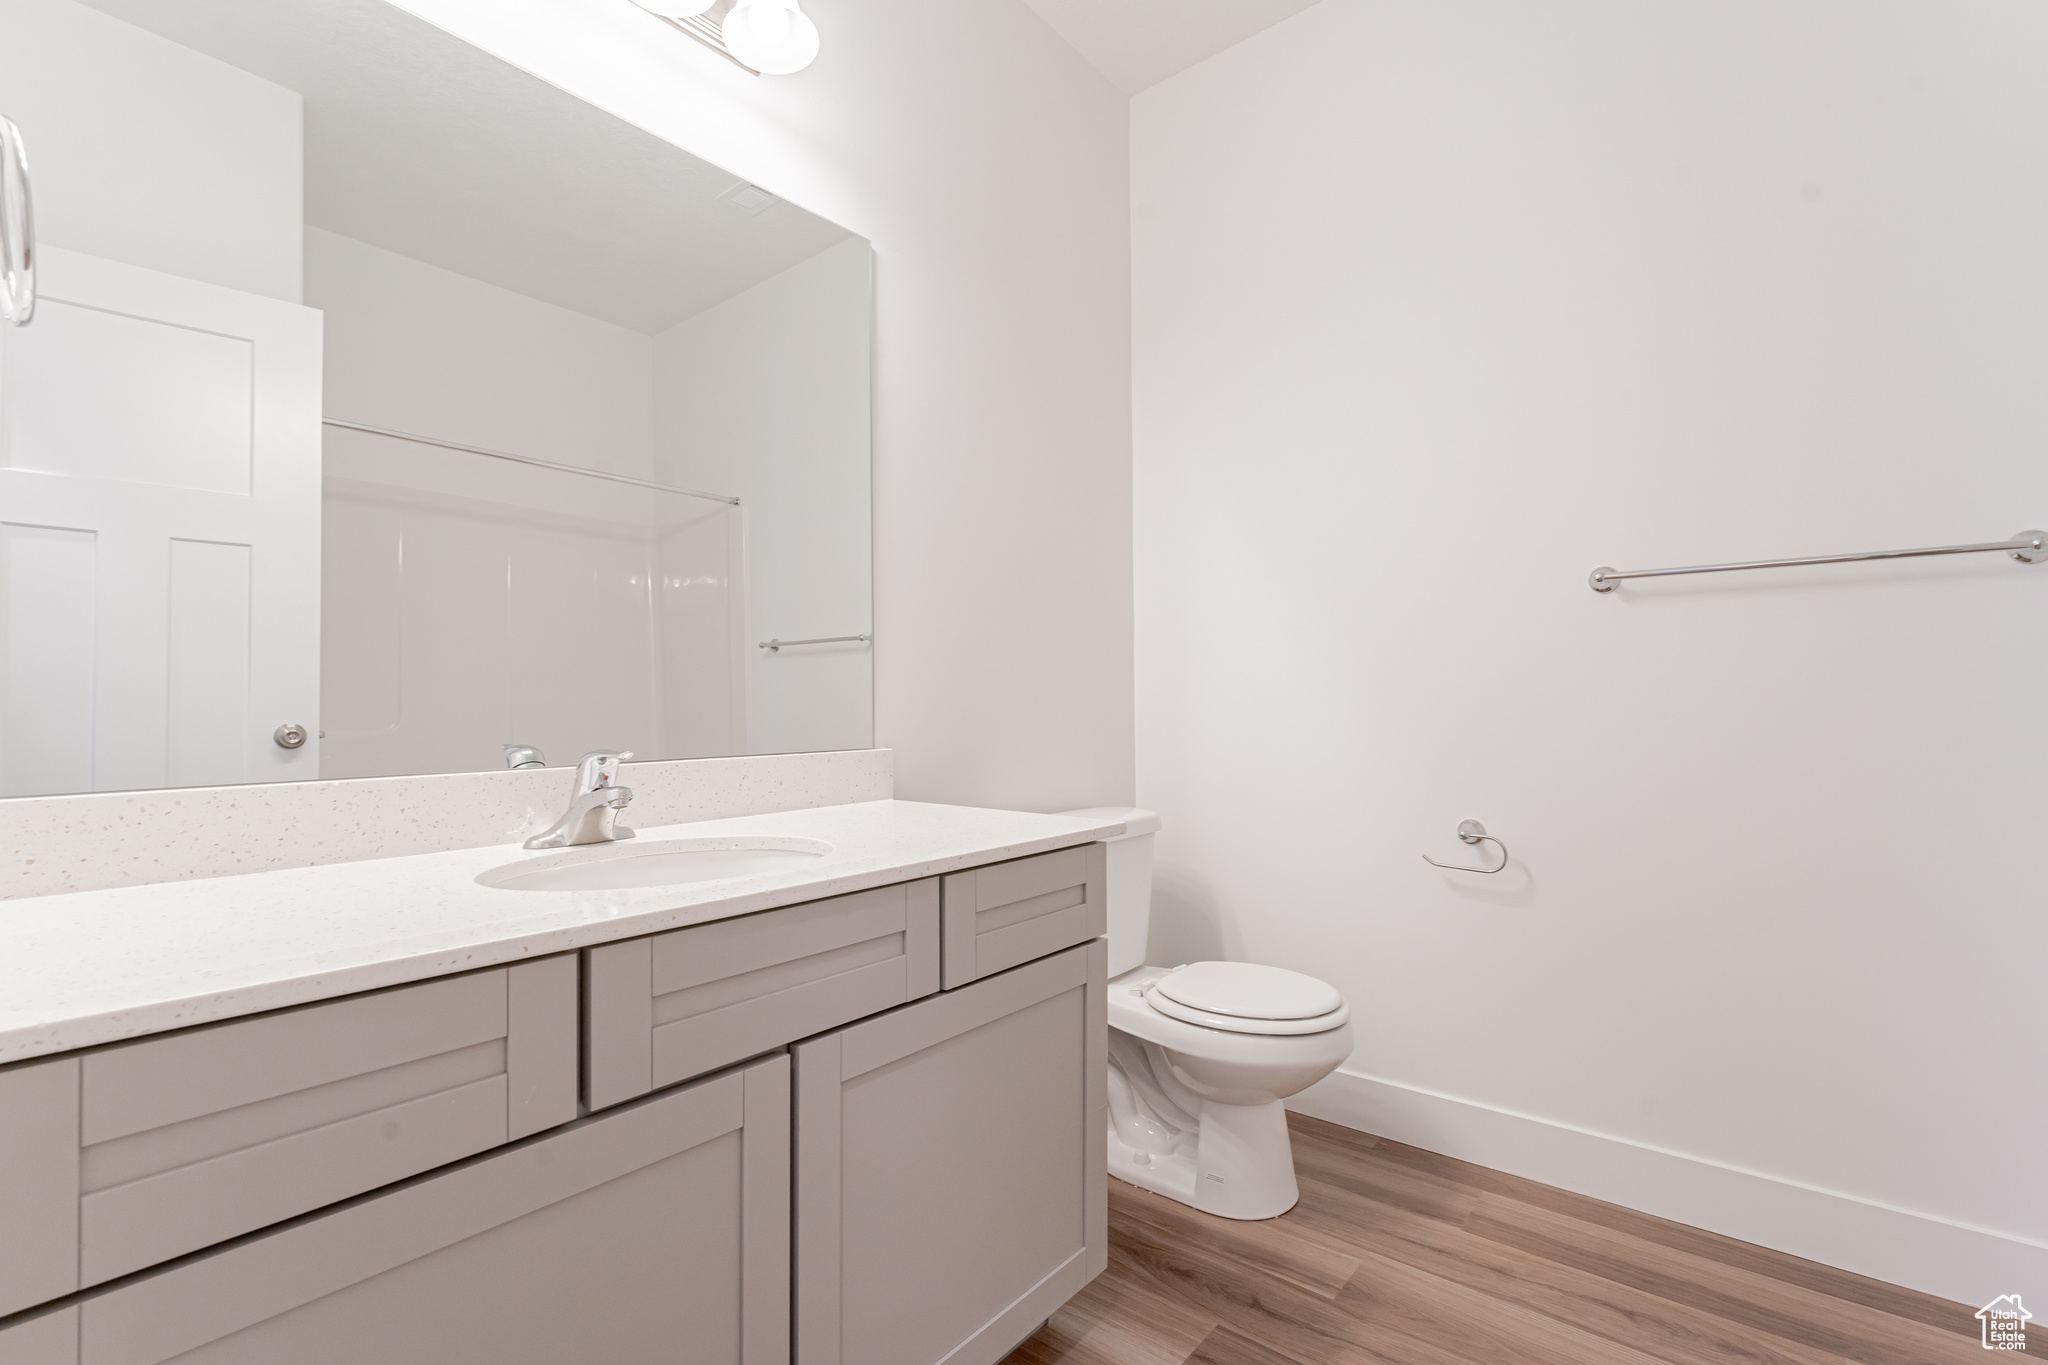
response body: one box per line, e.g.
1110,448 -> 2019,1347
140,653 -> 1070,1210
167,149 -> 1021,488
0,799 -> 1125,1064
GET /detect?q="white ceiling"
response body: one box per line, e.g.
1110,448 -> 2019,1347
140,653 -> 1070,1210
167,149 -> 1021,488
82,0 -> 856,333
1017,0 -> 1323,95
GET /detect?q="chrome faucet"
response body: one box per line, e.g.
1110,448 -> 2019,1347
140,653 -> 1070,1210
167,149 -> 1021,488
502,743 -> 546,770
524,750 -> 636,850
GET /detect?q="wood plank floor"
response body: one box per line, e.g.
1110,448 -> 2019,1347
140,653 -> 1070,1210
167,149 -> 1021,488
1002,1114 -> 2039,1365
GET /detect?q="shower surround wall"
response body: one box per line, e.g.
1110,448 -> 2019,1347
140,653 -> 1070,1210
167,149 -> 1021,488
311,227 -> 867,774
1133,0 -> 2048,1306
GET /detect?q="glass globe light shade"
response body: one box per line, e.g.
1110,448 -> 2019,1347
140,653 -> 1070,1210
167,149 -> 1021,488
721,0 -> 820,74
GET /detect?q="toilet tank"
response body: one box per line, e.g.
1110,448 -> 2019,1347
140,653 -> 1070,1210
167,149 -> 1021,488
1056,807 -> 1161,977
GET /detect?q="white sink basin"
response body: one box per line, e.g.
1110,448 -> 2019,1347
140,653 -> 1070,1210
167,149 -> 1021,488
478,837 -> 832,892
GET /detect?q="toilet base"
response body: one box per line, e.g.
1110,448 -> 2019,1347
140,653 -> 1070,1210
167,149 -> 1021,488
1109,1129 -> 1199,1206
1107,1096 -> 1301,1221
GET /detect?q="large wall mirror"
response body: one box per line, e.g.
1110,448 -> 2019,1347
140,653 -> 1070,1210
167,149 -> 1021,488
0,0 -> 873,799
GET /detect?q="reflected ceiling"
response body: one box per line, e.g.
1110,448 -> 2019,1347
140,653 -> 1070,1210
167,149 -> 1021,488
84,0 -> 853,332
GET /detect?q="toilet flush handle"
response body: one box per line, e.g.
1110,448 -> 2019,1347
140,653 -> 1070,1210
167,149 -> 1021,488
1422,820 -> 1509,874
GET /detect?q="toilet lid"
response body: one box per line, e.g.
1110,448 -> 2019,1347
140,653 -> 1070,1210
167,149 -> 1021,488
1144,981 -> 1350,1035
1155,961 -> 1342,1019
1144,962 -> 1348,1035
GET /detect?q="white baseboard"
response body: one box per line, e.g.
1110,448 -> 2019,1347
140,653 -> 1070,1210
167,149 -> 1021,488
1288,1067 -> 2048,1311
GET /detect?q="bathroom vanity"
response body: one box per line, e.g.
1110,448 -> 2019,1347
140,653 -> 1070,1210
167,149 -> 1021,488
0,0 -> 1108,1353
0,798 -> 1120,1365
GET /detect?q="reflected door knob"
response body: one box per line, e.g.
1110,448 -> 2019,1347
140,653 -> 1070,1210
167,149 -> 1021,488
273,723 -> 308,750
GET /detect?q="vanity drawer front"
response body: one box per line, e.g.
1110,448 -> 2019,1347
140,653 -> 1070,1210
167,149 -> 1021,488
940,844 -> 1107,988
586,879 -> 939,1112
58,1055 -> 790,1365
71,956 -> 577,1290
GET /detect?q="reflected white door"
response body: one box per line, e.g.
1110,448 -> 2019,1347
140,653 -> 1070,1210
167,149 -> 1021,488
0,245 -> 322,796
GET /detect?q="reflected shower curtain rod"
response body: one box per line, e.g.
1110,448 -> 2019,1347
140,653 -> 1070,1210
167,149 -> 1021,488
322,418 -> 741,506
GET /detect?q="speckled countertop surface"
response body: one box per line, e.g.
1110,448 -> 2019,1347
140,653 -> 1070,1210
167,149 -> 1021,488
0,799 -> 1124,1064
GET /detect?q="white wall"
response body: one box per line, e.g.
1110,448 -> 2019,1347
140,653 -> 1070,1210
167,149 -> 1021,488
0,0 -> 301,301
1133,0 -> 2048,1305
656,237 -> 872,757
385,0 -> 1134,813
306,226 -> 656,478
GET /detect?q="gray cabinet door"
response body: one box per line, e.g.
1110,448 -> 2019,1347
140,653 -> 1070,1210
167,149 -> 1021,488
940,845 -> 1106,989
35,1053 -> 792,1365
587,879 -> 940,1111
794,940 -> 1107,1365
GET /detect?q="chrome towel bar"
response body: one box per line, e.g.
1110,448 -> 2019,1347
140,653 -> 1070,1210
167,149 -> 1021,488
1590,529 -> 2046,593
758,634 -> 871,652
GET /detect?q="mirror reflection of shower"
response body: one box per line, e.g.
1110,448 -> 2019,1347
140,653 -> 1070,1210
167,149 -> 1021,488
308,222 -> 875,780
321,429 -> 747,780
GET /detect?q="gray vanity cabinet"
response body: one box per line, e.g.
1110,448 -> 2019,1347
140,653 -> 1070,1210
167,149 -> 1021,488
0,1054 -> 791,1365
793,939 -> 1108,1365
0,845 -> 1113,1365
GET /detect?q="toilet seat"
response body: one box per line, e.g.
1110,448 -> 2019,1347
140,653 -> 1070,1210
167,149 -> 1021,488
1145,962 -> 1348,1036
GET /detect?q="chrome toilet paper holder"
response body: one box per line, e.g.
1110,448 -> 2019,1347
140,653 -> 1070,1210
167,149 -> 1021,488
1422,820 -> 1509,874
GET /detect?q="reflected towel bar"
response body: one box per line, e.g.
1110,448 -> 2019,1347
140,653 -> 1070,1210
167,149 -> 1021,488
322,418 -> 741,506
758,635 -> 871,652
1590,530 -> 2047,593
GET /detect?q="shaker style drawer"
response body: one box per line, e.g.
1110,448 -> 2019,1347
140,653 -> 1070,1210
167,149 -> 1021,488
585,880 -> 940,1112
0,957 -> 578,1306
1,1056 -> 791,1365
941,844 -> 1107,989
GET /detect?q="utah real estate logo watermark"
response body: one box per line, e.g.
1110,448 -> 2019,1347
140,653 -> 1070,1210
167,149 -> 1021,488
1978,1295 -> 2032,1352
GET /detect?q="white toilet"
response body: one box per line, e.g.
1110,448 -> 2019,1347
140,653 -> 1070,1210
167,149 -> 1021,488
1059,807 -> 1352,1221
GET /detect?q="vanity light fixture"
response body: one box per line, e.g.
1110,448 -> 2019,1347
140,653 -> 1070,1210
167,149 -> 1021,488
721,0 -> 819,74
631,0 -> 819,75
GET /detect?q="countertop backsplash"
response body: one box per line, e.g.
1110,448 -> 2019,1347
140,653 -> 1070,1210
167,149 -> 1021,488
0,749 -> 893,901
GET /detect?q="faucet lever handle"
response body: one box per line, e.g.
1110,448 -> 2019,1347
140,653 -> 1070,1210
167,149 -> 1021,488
572,749 -> 635,794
